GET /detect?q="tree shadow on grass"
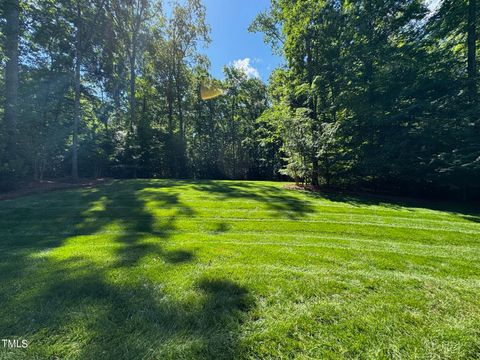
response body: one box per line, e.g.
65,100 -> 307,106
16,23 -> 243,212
69,180 -> 195,268
293,187 -> 480,222
192,180 -> 314,219
0,180 -> 254,359
0,257 -> 253,359
461,214 -> 480,223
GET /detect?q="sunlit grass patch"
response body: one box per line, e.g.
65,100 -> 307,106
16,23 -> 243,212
0,180 -> 479,359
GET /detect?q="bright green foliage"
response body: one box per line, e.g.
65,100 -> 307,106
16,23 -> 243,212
0,0 -> 479,198
253,0 -> 480,197
0,180 -> 479,359
0,0 -> 278,185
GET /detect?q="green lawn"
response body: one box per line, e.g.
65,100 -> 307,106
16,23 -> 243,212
0,180 -> 479,359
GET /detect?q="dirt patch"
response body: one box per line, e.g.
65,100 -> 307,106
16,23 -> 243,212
283,183 -> 321,192
0,179 -> 111,201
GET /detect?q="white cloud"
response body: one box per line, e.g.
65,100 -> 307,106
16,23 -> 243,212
232,58 -> 260,79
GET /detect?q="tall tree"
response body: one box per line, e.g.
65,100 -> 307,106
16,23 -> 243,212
167,0 -> 209,140
111,0 -> 151,133
71,0 -> 108,179
72,1 -> 82,180
3,0 -> 20,162
467,0 -> 477,101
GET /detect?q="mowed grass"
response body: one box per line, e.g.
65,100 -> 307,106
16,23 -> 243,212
0,180 -> 479,360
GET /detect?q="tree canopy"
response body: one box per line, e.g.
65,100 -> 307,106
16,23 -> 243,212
1,0 -> 478,200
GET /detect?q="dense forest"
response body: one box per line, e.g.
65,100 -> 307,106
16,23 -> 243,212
0,0 -> 479,200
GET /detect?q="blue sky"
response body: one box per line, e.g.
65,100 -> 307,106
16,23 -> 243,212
199,0 -> 441,82
200,0 -> 282,82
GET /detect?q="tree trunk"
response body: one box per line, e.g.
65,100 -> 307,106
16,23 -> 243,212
231,97 -> 237,178
129,52 -> 137,133
34,157 -> 39,181
39,158 -> 46,182
310,95 -> 320,187
167,74 -> 174,135
174,62 -> 184,141
72,3 -> 81,181
113,64 -> 122,126
166,71 -> 175,177
173,58 -> 187,178
4,0 -> 20,161
176,85 -> 184,140
306,36 -> 319,187
468,0 -> 477,102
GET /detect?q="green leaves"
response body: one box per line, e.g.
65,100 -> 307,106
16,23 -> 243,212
253,0 -> 479,197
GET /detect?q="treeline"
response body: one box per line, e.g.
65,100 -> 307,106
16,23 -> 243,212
0,0 -> 281,190
252,0 -> 479,199
1,0 -> 479,200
